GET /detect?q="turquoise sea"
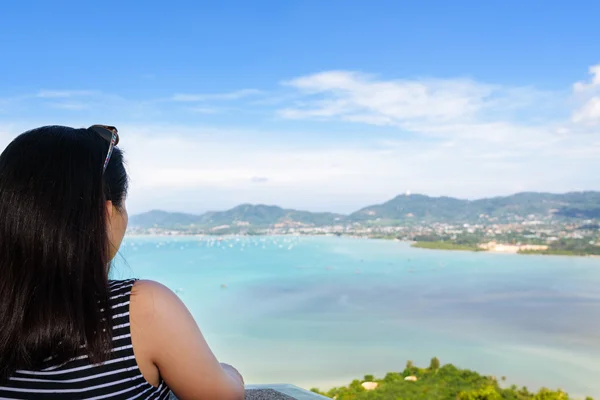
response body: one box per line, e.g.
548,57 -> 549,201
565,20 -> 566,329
112,236 -> 600,397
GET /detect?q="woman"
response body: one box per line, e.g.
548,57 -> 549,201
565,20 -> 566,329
0,125 -> 245,399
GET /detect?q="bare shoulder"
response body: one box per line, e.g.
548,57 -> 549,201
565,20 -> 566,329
131,278 -> 173,297
130,280 -> 184,329
128,280 -> 180,387
129,279 -> 244,399
129,280 -> 190,370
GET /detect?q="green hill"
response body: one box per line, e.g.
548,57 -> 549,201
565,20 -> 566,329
350,194 -> 469,222
129,204 -> 344,229
311,358 -> 590,400
129,191 -> 600,229
196,204 -> 344,227
128,210 -> 201,229
350,191 -> 600,224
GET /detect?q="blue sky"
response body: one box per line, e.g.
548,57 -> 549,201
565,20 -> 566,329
1,0 -> 600,214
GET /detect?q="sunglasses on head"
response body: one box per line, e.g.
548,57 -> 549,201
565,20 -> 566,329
88,125 -> 120,172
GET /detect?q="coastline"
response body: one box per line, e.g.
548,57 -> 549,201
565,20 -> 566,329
123,233 -> 600,258
410,240 -> 600,258
410,242 -> 600,257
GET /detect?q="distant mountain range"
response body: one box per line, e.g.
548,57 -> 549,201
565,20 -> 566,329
129,191 -> 600,229
129,204 -> 344,229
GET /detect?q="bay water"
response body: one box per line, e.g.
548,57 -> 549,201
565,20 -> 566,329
112,236 -> 600,397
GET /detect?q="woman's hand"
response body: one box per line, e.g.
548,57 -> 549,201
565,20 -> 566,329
220,363 -> 244,386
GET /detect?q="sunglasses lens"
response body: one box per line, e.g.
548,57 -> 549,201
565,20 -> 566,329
89,125 -> 119,145
88,125 -> 120,172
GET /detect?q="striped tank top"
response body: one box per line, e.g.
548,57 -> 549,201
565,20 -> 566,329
0,279 -> 172,399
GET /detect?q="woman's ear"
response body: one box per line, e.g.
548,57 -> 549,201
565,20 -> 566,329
106,200 -> 114,220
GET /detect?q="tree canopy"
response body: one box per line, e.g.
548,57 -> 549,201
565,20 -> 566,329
310,359 -> 589,400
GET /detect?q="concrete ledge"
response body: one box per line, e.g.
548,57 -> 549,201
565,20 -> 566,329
169,384 -> 329,399
245,388 -> 295,399
245,384 -> 329,399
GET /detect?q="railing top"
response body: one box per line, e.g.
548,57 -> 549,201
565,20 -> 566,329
245,384 -> 329,399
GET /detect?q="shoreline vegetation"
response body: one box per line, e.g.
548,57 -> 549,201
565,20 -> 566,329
411,241 -> 483,252
518,248 -> 600,256
410,238 -> 600,256
406,230 -> 600,257
310,358 -> 594,400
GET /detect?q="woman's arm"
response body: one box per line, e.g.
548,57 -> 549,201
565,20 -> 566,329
130,280 -> 244,400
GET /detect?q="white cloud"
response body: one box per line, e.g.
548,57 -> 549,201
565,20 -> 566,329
170,89 -> 261,102
187,107 -> 220,114
571,64 -> 600,125
278,71 -> 563,147
251,177 -> 269,183
49,102 -> 90,110
116,118 -> 600,214
37,90 -> 98,98
573,64 -> 600,92
282,71 -> 494,123
572,97 -> 600,124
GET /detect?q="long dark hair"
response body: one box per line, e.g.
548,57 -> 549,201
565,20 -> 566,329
0,126 -> 128,381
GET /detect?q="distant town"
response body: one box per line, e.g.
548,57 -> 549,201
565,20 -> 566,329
127,192 -> 600,256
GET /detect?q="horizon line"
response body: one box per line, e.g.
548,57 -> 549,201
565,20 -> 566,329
130,189 -> 600,217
